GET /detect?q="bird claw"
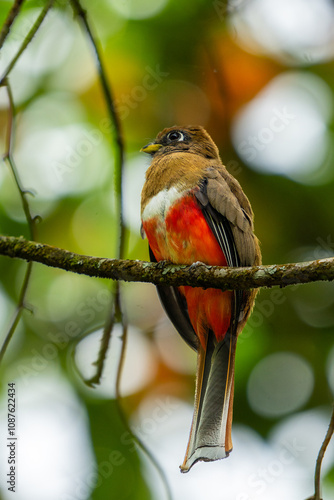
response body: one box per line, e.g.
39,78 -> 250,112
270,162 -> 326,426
188,261 -> 204,271
156,259 -> 169,269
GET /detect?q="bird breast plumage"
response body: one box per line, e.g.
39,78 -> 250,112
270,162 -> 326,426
141,186 -> 233,347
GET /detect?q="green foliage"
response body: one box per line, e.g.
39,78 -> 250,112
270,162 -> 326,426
0,1 -> 334,499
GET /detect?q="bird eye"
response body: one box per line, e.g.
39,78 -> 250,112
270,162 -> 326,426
167,131 -> 185,142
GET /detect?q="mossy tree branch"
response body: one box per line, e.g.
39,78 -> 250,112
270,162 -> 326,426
1,235 -> 333,291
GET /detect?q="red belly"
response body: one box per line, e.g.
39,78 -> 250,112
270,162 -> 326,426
142,192 -> 232,347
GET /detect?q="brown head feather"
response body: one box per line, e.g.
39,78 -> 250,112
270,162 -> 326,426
144,125 -> 220,159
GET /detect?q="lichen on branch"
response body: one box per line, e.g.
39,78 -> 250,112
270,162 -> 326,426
0,235 -> 333,291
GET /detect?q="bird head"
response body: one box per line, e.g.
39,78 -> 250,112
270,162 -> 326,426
141,126 -> 220,160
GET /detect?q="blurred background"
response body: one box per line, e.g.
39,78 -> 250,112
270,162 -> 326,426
0,0 -> 334,499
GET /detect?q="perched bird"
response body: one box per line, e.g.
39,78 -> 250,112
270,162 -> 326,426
140,126 -> 261,472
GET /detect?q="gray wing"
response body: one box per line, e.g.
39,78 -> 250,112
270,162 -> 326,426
195,179 -> 242,336
149,247 -> 198,351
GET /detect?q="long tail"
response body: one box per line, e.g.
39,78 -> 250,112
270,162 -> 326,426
180,330 -> 237,473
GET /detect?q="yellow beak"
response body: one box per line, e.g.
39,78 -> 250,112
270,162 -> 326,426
140,143 -> 162,154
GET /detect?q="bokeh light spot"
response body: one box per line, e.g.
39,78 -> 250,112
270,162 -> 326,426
230,0 -> 334,64
0,371 -> 95,500
232,71 -> 333,184
247,352 -> 314,418
109,0 -> 168,20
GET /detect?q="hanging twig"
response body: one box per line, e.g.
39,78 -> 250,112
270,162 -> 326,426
0,0 -> 55,86
0,82 -> 38,363
70,0 -> 126,385
68,4 -> 173,497
69,0 -> 125,257
306,404 -> 334,500
0,0 -> 54,363
113,295 -> 173,500
0,0 -> 26,50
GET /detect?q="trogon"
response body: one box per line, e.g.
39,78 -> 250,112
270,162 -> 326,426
140,126 -> 261,472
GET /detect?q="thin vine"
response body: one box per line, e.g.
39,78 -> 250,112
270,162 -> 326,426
0,0 -> 55,362
69,2 -> 172,498
0,82 -> 38,363
306,405 -> 334,500
0,0 -> 55,87
70,0 -> 126,386
0,0 -> 26,49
